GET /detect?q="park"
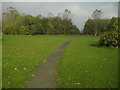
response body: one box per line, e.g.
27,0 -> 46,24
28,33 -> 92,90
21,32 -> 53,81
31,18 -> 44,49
1,2 -> 119,88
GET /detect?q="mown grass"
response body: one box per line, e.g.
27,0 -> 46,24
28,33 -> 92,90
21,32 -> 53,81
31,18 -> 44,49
57,36 -> 118,88
0,35 -> 2,89
2,35 -> 75,88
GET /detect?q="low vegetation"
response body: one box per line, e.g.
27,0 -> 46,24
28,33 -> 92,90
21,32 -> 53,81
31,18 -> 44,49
2,35 -> 75,88
57,36 -> 118,88
99,31 -> 119,47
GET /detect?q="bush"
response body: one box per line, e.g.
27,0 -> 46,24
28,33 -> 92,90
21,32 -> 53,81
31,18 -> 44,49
99,31 -> 119,47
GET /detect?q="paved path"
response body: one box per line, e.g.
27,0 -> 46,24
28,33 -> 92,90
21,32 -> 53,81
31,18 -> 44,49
25,39 -> 75,88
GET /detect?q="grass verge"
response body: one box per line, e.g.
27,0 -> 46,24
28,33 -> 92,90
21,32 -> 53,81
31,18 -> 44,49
2,35 -> 75,88
57,36 -> 118,88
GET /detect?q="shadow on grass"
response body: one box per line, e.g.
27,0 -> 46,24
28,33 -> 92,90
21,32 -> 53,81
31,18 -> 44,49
89,41 -> 119,49
89,42 -> 102,48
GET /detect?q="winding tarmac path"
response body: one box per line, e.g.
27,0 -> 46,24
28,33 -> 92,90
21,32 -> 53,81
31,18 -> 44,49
25,38 -> 76,88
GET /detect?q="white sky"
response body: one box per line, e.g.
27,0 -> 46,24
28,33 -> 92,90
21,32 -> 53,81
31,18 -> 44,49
1,1 -> 119,30
1,0 -> 120,2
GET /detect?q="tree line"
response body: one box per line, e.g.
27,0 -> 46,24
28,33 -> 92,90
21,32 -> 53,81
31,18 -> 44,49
2,7 -> 80,35
83,18 -> 118,36
83,9 -> 119,47
0,20 -> 1,33
83,9 -> 118,36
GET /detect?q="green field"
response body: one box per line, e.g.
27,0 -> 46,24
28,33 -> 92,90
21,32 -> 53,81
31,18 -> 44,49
57,36 -> 118,88
2,35 -> 74,88
2,35 -> 118,88
0,35 -> 2,89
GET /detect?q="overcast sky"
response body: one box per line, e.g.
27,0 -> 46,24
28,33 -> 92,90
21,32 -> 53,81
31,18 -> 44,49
2,2 -> 118,30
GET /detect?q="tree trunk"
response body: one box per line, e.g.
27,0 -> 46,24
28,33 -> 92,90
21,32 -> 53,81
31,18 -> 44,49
95,32 -> 97,36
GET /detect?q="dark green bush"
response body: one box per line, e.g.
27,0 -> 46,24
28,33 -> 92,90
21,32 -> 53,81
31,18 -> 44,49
99,31 -> 119,47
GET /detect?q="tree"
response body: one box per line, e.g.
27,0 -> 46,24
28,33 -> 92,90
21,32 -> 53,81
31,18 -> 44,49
83,19 -> 94,35
57,13 -> 61,18
92,9 -> 102,36
99,17 -> 119,47
48,12 -> 53,18
62,9 -> 72,20
0,20 -> 2,34
92,9 -> 102,19
83,19 -> 111,35
19,26 -> 29,35
2,7 -> 19,27
108,17 -> 118,32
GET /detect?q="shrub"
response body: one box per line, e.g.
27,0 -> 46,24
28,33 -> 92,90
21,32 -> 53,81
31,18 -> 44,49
99,31 -> 119,47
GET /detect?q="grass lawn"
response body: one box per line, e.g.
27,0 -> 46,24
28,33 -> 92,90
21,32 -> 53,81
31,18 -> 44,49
2,35 -> 75,88
0,35 -> 1,89
57,36 -> 118,88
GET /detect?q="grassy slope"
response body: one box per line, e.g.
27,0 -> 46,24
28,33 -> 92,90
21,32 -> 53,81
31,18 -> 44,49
2,35 -> 74,88
57,36 -> 118,88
